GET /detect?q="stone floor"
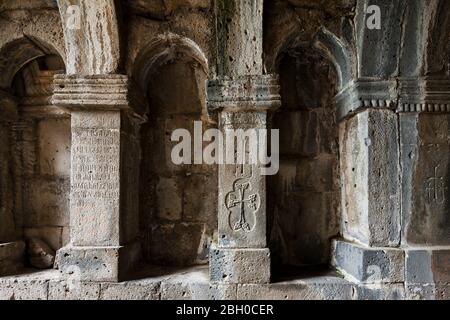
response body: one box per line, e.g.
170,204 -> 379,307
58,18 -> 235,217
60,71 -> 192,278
2,265 -> 445,300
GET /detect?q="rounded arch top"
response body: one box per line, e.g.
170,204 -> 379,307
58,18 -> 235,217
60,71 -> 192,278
0,36 -> 64,90
132,32 -> 209,97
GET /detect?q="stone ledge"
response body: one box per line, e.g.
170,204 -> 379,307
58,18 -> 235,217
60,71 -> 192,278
55,242 -> 141,283
331,239 -> 405,284
207,75 -> 281,112
1,266 -> 449,300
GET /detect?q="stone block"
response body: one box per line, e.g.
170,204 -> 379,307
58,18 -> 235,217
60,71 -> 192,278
339,109 -> 401,246
406,284 -> 450,300
237,279 -> 353,300
400,114 -> 450,246
210,246 -> 270,284
332,239 -> 404,284
161,283 -> 236,300
405,249 -> 450,284
100,280 -> 160,300
48,281 -> 100,300
183,173 -> 217,224
354,284 -> 405,300
0,278 -> 48,300
55,242 -> 141,282
155,177 -> 182,221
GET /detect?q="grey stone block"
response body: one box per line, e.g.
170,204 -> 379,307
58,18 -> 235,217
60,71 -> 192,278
405,249 -> 450,284
210,246 -> 270,284
332,239 -> 404,284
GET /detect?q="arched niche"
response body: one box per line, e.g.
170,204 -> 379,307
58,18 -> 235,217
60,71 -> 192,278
268,43 -> 341,273
0,37 -> 69,270
133,34 -> 216,267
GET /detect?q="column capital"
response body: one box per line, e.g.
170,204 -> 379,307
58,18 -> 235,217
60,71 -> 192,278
335,77 -> 450,121
335,78 -> 397,121
207,74 -> 281,113
397,78 -> 450,113
51,74 -> 130,112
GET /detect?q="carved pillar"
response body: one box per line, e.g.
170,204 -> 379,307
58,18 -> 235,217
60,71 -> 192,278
207,0 -> 280,284
0,90 -> 25,276
52,75 -> 142,282
397,78 -> 450,299
332,78 -> 450,298
332,80 -> 404,284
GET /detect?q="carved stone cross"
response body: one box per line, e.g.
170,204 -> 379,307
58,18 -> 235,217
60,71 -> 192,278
425,164 -> 447,204
226,179 -> 259,232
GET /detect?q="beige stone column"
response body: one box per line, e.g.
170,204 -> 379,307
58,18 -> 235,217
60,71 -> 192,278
207,0 -> 280,284
0,90 -> 25,275
52,75 -> 142,282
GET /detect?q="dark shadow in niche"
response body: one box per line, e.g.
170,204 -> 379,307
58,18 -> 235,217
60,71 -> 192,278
139,54 -> 217,268
2,50 -> 68,272
268,47 -> 340,277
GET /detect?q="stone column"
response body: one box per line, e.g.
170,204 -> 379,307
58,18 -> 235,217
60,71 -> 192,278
397,78 -> 450,299
0,89 -> 25,276
207,0 -> 280,284
52,75 -> 142,282
332,80 -> 404,285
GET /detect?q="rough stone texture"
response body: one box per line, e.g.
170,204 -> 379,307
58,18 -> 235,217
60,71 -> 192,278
339,109 -> 401,247
210,246 -> 270,284
332,240 -> 404,284
1,0 -> 450,300
405,249 -> 450,285
268,48 -> 339,268
400,113 -> 450,246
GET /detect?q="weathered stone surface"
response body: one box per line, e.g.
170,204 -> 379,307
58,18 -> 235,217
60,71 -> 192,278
237,273 -> 353,300
27,238 -> 55,269
339,109 -> 401,247
48,281 -> 100,300
405,249 -> 450,285
332,240 -> 404,284
210,246 -> 270,284
354,284 -> 405,300
400,114 -> 450,246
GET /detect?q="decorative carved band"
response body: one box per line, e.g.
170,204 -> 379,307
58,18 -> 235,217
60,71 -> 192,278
334,79 -> 397,121
52,74 -> 129,111
207,75 -> 281,113
335,78 -> 450,121
397,78 -> 450,113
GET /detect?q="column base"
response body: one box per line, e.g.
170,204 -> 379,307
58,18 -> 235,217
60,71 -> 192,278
0,241 -> 25,276
55,242 -> 141,282
332,239 -> 404,284
210,245 -> 270,284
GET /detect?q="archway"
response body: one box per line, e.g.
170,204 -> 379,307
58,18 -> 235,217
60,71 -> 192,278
134,34 -> 216,267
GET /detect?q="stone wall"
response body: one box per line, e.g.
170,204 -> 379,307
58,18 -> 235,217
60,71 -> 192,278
0,0 -> 449,300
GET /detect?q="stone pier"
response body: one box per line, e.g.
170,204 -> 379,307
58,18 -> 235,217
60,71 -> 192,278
207,0 -> 280,284
52,75 -> 142,282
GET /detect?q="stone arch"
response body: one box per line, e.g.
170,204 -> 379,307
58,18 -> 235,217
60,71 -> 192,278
0,35 -> 69,270
267,28 -> 343,272
56,0 -> 121,75
134,33 -> 215,267
132,33 -> 209,97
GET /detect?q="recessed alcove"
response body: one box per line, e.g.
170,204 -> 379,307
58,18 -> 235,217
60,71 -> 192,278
268,47 -> 340,276
136,37 -> 217,267
0,38 -> 68,272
